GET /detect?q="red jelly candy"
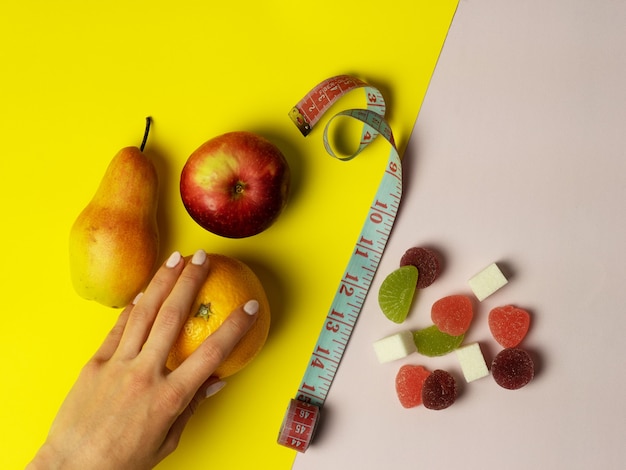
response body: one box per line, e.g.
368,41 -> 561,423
400,247 -> 441,289
488,305 -> 530,348
491,347 -> 534,390
421,369 -> 457,410
395,365 -> 431,408
431,295 -> 473,336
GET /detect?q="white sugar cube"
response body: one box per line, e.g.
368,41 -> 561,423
468,262 -> 508,301
373,330 -> 417,363
455,342 -> 489,382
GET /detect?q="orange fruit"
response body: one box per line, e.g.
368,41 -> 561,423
166,253 -> 270,378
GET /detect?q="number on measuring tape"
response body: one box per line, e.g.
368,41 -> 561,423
278,76 -> 403,452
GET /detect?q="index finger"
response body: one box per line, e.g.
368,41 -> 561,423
169,300 -> 259,390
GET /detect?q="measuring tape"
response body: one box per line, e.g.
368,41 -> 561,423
277,75 -> 403,452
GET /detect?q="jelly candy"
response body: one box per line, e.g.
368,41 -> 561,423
491,347 -> 534,390
488,305 -> 530,348
400,247 -> 441,289
413,325 -> 464,357
378,265 -> 419,323
431,294 -> 473,336
395,365 -> 431,408
422,369 -> 457,410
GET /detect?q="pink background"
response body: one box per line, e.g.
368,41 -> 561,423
293,0 -> 626,468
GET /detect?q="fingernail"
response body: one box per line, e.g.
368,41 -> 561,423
132,292 -> 143,305
165,251 -> 182,268
205,380 -> 227,398
243,299 -> 259,316
191,249 -> 207,266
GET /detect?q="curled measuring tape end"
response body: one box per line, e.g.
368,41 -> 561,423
288,107 -> 312,136
277,399 -> 321,452
288,74 -> 386,141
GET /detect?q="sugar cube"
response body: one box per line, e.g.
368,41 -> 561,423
373,330 -> 417,363
468,262 -> 508,301
455,342 -> 489,382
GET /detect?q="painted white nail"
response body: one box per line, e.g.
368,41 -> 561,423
165,251 -> 182,268
191,249 -> 207,266
132,292 -> 143,305
243,299 -> 259,316
205,381 -> 227,398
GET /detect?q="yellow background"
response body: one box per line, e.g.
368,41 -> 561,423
0,1 -> 457,468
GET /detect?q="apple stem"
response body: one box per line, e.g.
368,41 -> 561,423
140,116 -> 152,152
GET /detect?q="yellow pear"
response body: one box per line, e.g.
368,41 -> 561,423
69,118 -> 159,308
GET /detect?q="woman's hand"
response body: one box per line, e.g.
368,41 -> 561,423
27,249 -> 258,470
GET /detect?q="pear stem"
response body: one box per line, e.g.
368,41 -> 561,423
140,116 -> 152,152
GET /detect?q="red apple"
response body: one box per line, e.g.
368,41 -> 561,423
180,131 -> 290,238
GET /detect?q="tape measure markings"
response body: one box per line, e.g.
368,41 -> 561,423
278,399 -> 320,452
289,75 -> 386,140
278,75 -> 402,452
295,113 -> 401,407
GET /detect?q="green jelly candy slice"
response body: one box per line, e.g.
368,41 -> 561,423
413,325 -> 464,357
378,265 -> 419,324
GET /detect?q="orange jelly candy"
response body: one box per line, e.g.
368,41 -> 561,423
488,305 -> 530,348
431,295 -> 474,336
395,365 -> 431,408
